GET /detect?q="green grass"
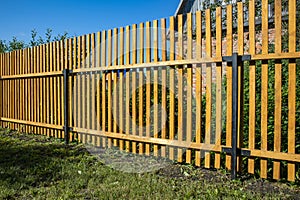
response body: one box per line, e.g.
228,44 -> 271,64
0,128 -> 299,199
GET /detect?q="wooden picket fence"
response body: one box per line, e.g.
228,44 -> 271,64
0,0 -> 300,181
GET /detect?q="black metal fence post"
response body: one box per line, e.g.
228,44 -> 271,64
222,53 -> 251,179
63,69 -> 71,145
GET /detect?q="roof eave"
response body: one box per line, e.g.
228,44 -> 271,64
174,0 -> 186,16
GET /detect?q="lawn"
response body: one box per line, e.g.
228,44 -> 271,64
0,128 -> 299,199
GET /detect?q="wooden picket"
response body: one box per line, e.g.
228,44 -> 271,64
0,0 -> 300,182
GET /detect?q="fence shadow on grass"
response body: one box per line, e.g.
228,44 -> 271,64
0,130 -> 89,188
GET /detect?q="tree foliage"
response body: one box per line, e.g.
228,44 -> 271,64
0,28 -> 71,53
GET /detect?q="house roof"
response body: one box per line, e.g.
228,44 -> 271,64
175,0 -> 192,16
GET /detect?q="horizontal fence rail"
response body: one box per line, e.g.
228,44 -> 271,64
0,0 -> 300,182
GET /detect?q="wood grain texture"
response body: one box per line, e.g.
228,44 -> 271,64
226,4 -> 233,170
287,0 -> 296,182
273,0 -> 282,180
260,0 -> 269,179
215,7 -> 222,169
248,0 -> 256,175
204,9 -> 212,169
169,16 -> 175,160
195,11 -> 202,167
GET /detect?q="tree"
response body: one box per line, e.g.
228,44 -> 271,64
0,28 -> 71,53
7,37 -> 26,52
0,40 -> 7,53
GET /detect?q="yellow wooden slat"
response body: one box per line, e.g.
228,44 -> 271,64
2,53 -> 4,125
237,2 -> 244,172
72,127 -> 223,150
138,23 -> 144,154
67,39 -> 73,141
8,53 -> 11,129
1,54 -> 3,127
19,50 -> 22,129
8,53 -> 11,128
38,46 -> 42,134
253,53 -> 300,60
59,41 -> 64,138
260,0 -> 269,179
204,9 -> 212,169
177,14 -> 183,162
86,34 -> 91,140
226,4 -> 233,170
91,34 -> 96,132
8,52 -> 10,126
131,24 -> 137,154
160,18 -> 167,158
4,53 -> 7,127
18,50 -> 20,130
1,71 -> 64,79
5,53 -> 7,127
33,47 -> 37,133
25,51 -> 29,130
113,28 -> 118,146
14,51 -> 17,130
19,50 -> 22,130
6,53 -> 9,126
145,21 -> 151,156
5,53 -> 8,127
101,31 -> 107,148
42,45 -> 47,134
86,34 -> 94,143
15,51 -> 19,131
0,54 -> 1,127
49,44 -> 53,136
153,20 -> 159,156
82,35 -> 87,141
1,117 -> 63,130
39,45 -> 44,134
6,53 -> 9,128
186,13 -> 193,164
195,11 -> 202,167
16,50 -> 19,128
73,37 -> 78,139
9,53 -> 12,129
86,35 -> 93,144
53,44 -> 58,136
0,54 -> 2,128
94,33 -> 100,146
169,16 -> 175,160
34,47 -> 38,134
17,50 -> 21,131
215,7 -> 222,169
107,30 -> 113,148
125,26 -> 131,152
96,32 -> 101,135
10,52 -> 14,128
287,0 -> 296,182
12,52 -> 15,130
3,53 -> 6,127
17,51 -> 20,129
242,148 -> 300,163
71,58 -> 222,74
248,0 -> 256,175
273,0 -> 282,180
119,27 -> 124,150
81,36 -> 87,142
52,43 -> 58,137
77,37 -> 82,141
19,50 -> 22,128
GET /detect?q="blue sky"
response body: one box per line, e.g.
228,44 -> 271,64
0,0 -> 180,43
